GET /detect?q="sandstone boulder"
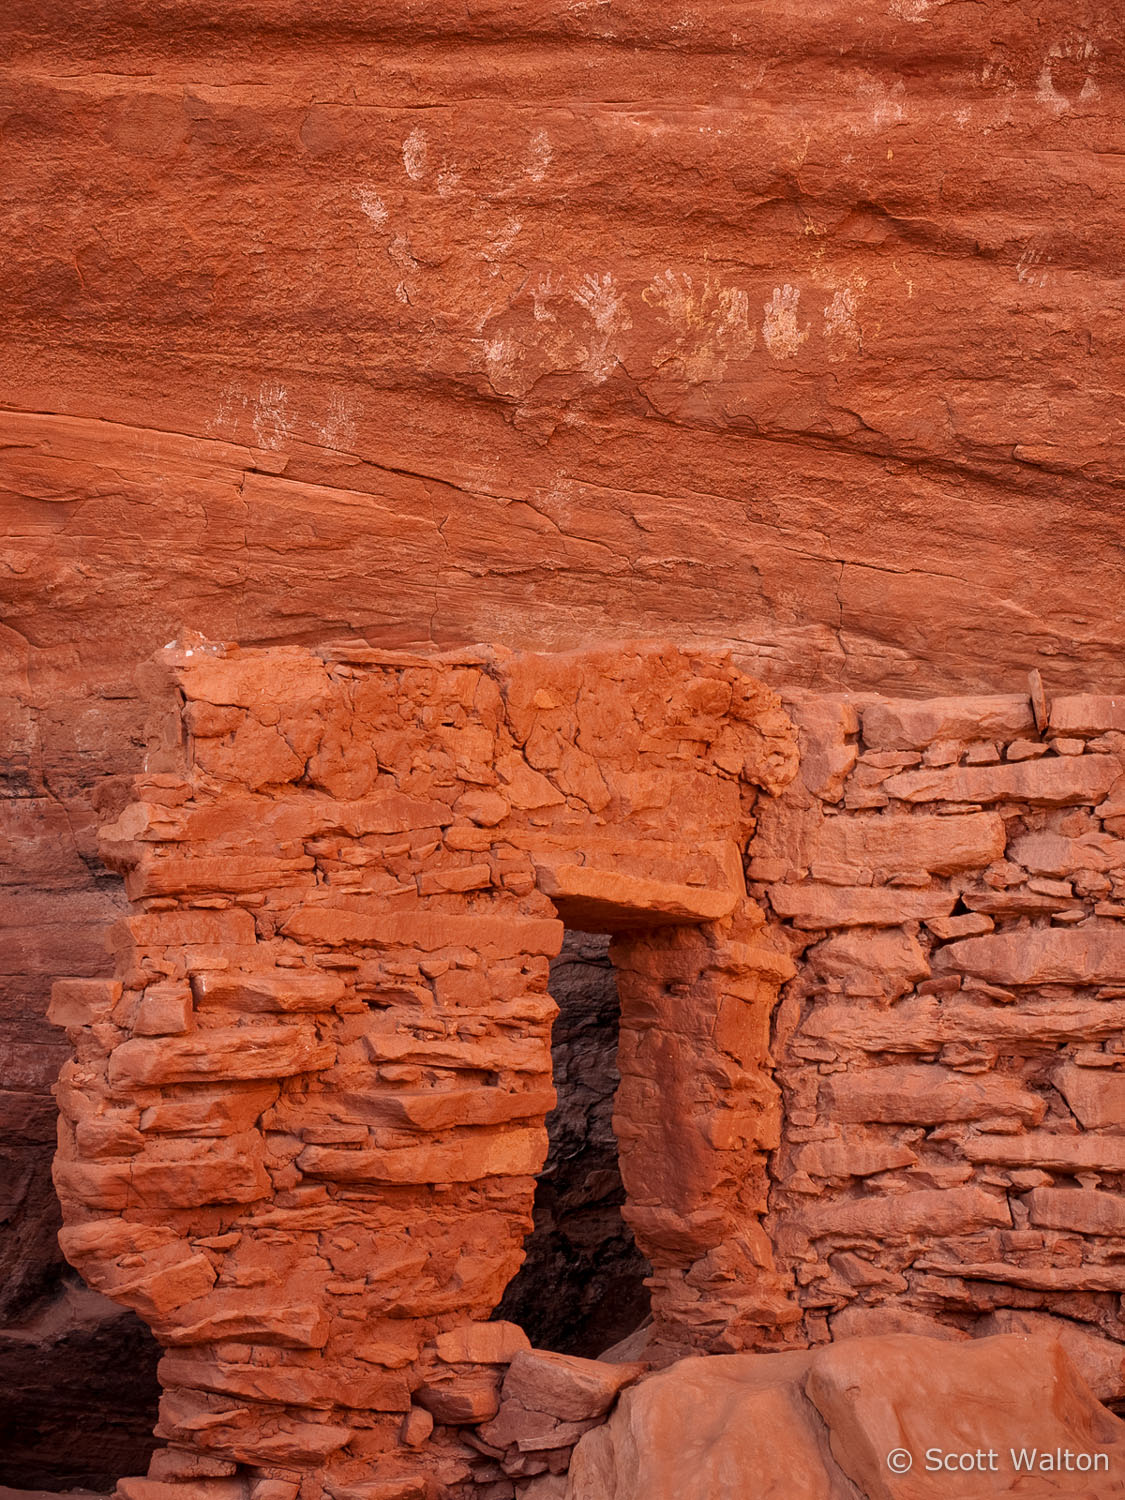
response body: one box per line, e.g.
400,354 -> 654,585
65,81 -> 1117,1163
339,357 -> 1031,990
974,1312 -> 1125,1406
432,1320 -> 531,1365
566,1334 -> 1125,1498
501,1350 -> 645,1423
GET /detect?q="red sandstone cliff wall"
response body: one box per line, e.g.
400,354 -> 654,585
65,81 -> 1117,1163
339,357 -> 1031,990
3,1 -> 1125,696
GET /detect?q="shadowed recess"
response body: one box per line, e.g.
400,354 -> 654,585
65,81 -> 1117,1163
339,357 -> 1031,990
493,933 -> 651,1356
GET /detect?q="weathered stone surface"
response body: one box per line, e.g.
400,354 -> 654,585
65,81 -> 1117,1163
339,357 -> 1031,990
812,811 -> 1006,874
570,1350 -> 839,1498
862,697 -> 1035,752
477,1397 -> 598,1455
961,885 -> 1081,917
56,1136 -> 271,1213
132,983 -> 193,1037
114,910 -> 258,951
1051,697 -> 1125,736
520,1479 -> 567,1500
1010,831 -> 1125,875
568,1335 -> 1125,1498
190,969 -> 346,1012
806,927 -> 929,998
822,1066 -> 1046,1127
58,1231 -> 217,1325
925,911 -> 994,940
830,1306 -> 970,1344
803,996 -> 1125,1051
137,1082 -> 280,1137
350,1086 -> 557,1133
964,1132 -> 1125,1174
883,755 -> 1120,806
974,1311 -> 1125,1405
281,905 -> 565,956
159,1352 -> 411,1412
297,1129 -> 547,1184
124,852 -> 316,899
163,1299 -> 330,1349
415,1371 -> 502,1424
432,1322 -> 531,1366
936,924 -> 1125,986
792,1141 -> 918,1179
501,1351 -> 643,1423
47,980 -> 123,1032
805,1336 -> 1125,1499
1025,1188 -> 1125,1238
769,883 -> 955,928
108,1027 -> 333,1087
1008,738 -> 1050,760
778,694 -> 859,805
800,1186 -> 1011,1239
1053,1063 -> 1125,1130
534,862 -> 736,930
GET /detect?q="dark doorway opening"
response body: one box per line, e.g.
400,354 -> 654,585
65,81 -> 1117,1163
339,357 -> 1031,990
494,932 -> 651,1357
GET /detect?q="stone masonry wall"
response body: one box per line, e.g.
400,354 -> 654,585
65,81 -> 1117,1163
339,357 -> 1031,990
50,643 -> 1125,1495
756,686 -> 1125,1391
49,638 -> 798,1498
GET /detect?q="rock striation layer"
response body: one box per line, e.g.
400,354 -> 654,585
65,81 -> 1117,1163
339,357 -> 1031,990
4,5 -> 1125,694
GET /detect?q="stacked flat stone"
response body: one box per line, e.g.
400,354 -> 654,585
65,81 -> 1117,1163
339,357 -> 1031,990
756,687 -> 1125,1393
